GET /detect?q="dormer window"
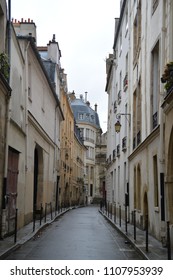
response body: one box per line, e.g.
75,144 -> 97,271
78,113 -> 84,120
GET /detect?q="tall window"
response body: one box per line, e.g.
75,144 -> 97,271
114,169 -> 116,202
151,41 -> 160,129
133,0 -> 141,64
118,166 -> 120,203
134,166 -> 137,209
153,155 -> 159,207
137,164 -> 141,210
152,0 -> 159,14
125,8 -> 128,36
133,80 -> 141,149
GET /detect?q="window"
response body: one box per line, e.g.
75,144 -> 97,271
153,155 -> 159,207
90,184 -> 93,196
134,166 -> 137,209
152,0 -> 159,14
125,8 -> 128,36
78,113 -> 84,120
90,115 -> 95,122
133,0 -> 141,64
118,166 -> 120,203
79,128 -> 84,139
90,166 -> 94,179
151,41 -> 160,129
86,128 -> 89,140
133,80 -> 141,149
119,31 -> 122,56
137,164 -> 141,210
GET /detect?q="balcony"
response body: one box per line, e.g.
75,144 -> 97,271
123,73 -> 128,92
122,136 -> 127,151
83,137 -> 95,143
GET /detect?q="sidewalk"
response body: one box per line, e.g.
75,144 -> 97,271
0,208 -> 70,259
99,209 -> 172,260
0,206 -> 172,260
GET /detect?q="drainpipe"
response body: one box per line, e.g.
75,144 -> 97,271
23,40 -> 30,217
159,0 -> 166,243
3,0 -> 11,198
1,0 -> 12,238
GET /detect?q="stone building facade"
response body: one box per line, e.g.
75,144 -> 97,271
105,0 -> 173,245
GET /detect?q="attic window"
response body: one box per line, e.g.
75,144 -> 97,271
78,113 -> 84,120
90,115 -> 95,122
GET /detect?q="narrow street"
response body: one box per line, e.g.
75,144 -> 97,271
5,206 -> 144,260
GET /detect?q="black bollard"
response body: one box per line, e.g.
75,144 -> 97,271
125,204 -> 127,234
114,203 -> 116,223
134,210 -> 136,241
167,221 -> 171,260
119,205 -> 121,227
14,208 -> 18,243
146,214 -> 148,252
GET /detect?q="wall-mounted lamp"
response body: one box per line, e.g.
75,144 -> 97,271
114,113 -> 131,133
115,120 -> 122,133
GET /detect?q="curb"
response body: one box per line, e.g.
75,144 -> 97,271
0,208 -> 70,260
99,210 -> 149,260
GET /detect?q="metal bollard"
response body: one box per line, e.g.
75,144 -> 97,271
45,203 -> 47,223
125,204 -> 127,234
50,202 -> 53,220
134,210 -> 136,241
167,221 -> 171,260
114,203 -> 116,224
119,205 -> 121,227
40,203 -> 43,226
146,214 -> 148,252
14,208 -> 18,243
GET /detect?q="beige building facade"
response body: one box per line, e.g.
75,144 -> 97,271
0,18 -> 64,238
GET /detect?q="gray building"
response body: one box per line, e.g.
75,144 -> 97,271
69,92 -> 105,204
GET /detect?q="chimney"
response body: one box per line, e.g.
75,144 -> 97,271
94,104 -> 97,112
85,91 -> 88,102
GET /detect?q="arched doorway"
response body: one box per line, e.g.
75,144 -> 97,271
33,144 -> 43,210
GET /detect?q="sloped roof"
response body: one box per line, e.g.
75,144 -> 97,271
70,98 -> 101,129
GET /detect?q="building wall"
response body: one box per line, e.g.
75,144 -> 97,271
0,21 -> 63,232
59,76 -> 74,208
106,0 -> 173,243
105,0 -> 129,214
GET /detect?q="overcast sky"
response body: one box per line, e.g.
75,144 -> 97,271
11,0 -> 120,132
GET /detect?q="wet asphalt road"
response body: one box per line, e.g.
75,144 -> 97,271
5,206 -> 144,260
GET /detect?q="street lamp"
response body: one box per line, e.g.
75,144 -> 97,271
114,120 -> 122,133
114,113 -> 131,133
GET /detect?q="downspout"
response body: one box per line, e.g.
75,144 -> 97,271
159,0 -> 166,241
1,0 -> 11,238
24,40 -> 30,216
3,0 -> 11,202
